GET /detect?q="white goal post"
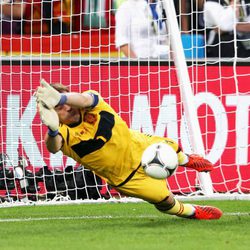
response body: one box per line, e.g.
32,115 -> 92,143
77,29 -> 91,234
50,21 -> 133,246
162,0 -> 213,195
0,0 -> 250,207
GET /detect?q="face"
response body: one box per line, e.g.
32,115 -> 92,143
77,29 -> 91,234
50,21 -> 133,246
55,104 -> 81,125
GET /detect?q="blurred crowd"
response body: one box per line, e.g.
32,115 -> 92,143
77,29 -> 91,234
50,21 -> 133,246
0,0 -> 76,34
1,0 -> 250,58
0,0 -> 202,35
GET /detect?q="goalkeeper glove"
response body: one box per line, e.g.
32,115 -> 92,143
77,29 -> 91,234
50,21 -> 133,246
183,154 -> 213,172
37,102 -> 59,136
35,79 -> 67,109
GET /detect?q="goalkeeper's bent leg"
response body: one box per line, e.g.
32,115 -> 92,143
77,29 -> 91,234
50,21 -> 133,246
154,194 -> 195,218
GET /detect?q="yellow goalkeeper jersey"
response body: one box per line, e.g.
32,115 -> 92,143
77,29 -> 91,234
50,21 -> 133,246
59,90 -> 179,186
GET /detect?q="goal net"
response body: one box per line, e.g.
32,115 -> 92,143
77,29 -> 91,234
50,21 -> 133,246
0,0 -> 249,206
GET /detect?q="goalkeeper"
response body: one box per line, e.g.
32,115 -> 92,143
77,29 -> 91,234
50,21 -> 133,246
35,79 -> 222,220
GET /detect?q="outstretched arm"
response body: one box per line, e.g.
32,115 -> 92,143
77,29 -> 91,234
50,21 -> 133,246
61,92 -> 96,109
119,44 -> 137,58
35,79 -> 96,109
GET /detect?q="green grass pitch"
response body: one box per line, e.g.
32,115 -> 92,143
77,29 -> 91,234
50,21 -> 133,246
0,200 -> 249,250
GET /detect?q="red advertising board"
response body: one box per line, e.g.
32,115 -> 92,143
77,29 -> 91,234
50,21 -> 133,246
0,61 -> 249,194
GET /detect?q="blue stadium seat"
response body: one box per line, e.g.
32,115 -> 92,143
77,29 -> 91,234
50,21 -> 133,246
181,34 -> 205,58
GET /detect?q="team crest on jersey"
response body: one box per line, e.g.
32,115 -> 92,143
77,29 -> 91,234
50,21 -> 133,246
74,129 -> 86,136
84,112 -> 97,125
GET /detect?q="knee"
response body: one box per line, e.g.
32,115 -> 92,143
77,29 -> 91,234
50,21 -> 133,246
154,194 -> 175,212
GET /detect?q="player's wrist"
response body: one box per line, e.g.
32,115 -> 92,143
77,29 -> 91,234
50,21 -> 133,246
48,128 -> 59,137
57,94 -> 67,106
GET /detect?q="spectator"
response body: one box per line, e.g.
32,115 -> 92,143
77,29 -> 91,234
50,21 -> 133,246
115,0 -> 170,59
0,0 -> 26,34
174,0 -> 189,33
173,0 -> 206,34
23,0 -> 72,35
203,0 -> 250,58
23,0 -> 48,34
48,0 -> 72,34
82,0 -> 114,29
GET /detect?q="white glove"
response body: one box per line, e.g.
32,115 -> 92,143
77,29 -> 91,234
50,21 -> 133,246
37,101 -> 59,132
35,79 -> 62,109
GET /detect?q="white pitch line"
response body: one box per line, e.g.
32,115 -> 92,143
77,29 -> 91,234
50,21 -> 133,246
0,212 -> 249,223
0,215 -> 159,223
224,212 -> 250,216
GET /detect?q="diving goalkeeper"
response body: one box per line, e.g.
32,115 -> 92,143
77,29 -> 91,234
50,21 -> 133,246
35,79 -> 222,220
